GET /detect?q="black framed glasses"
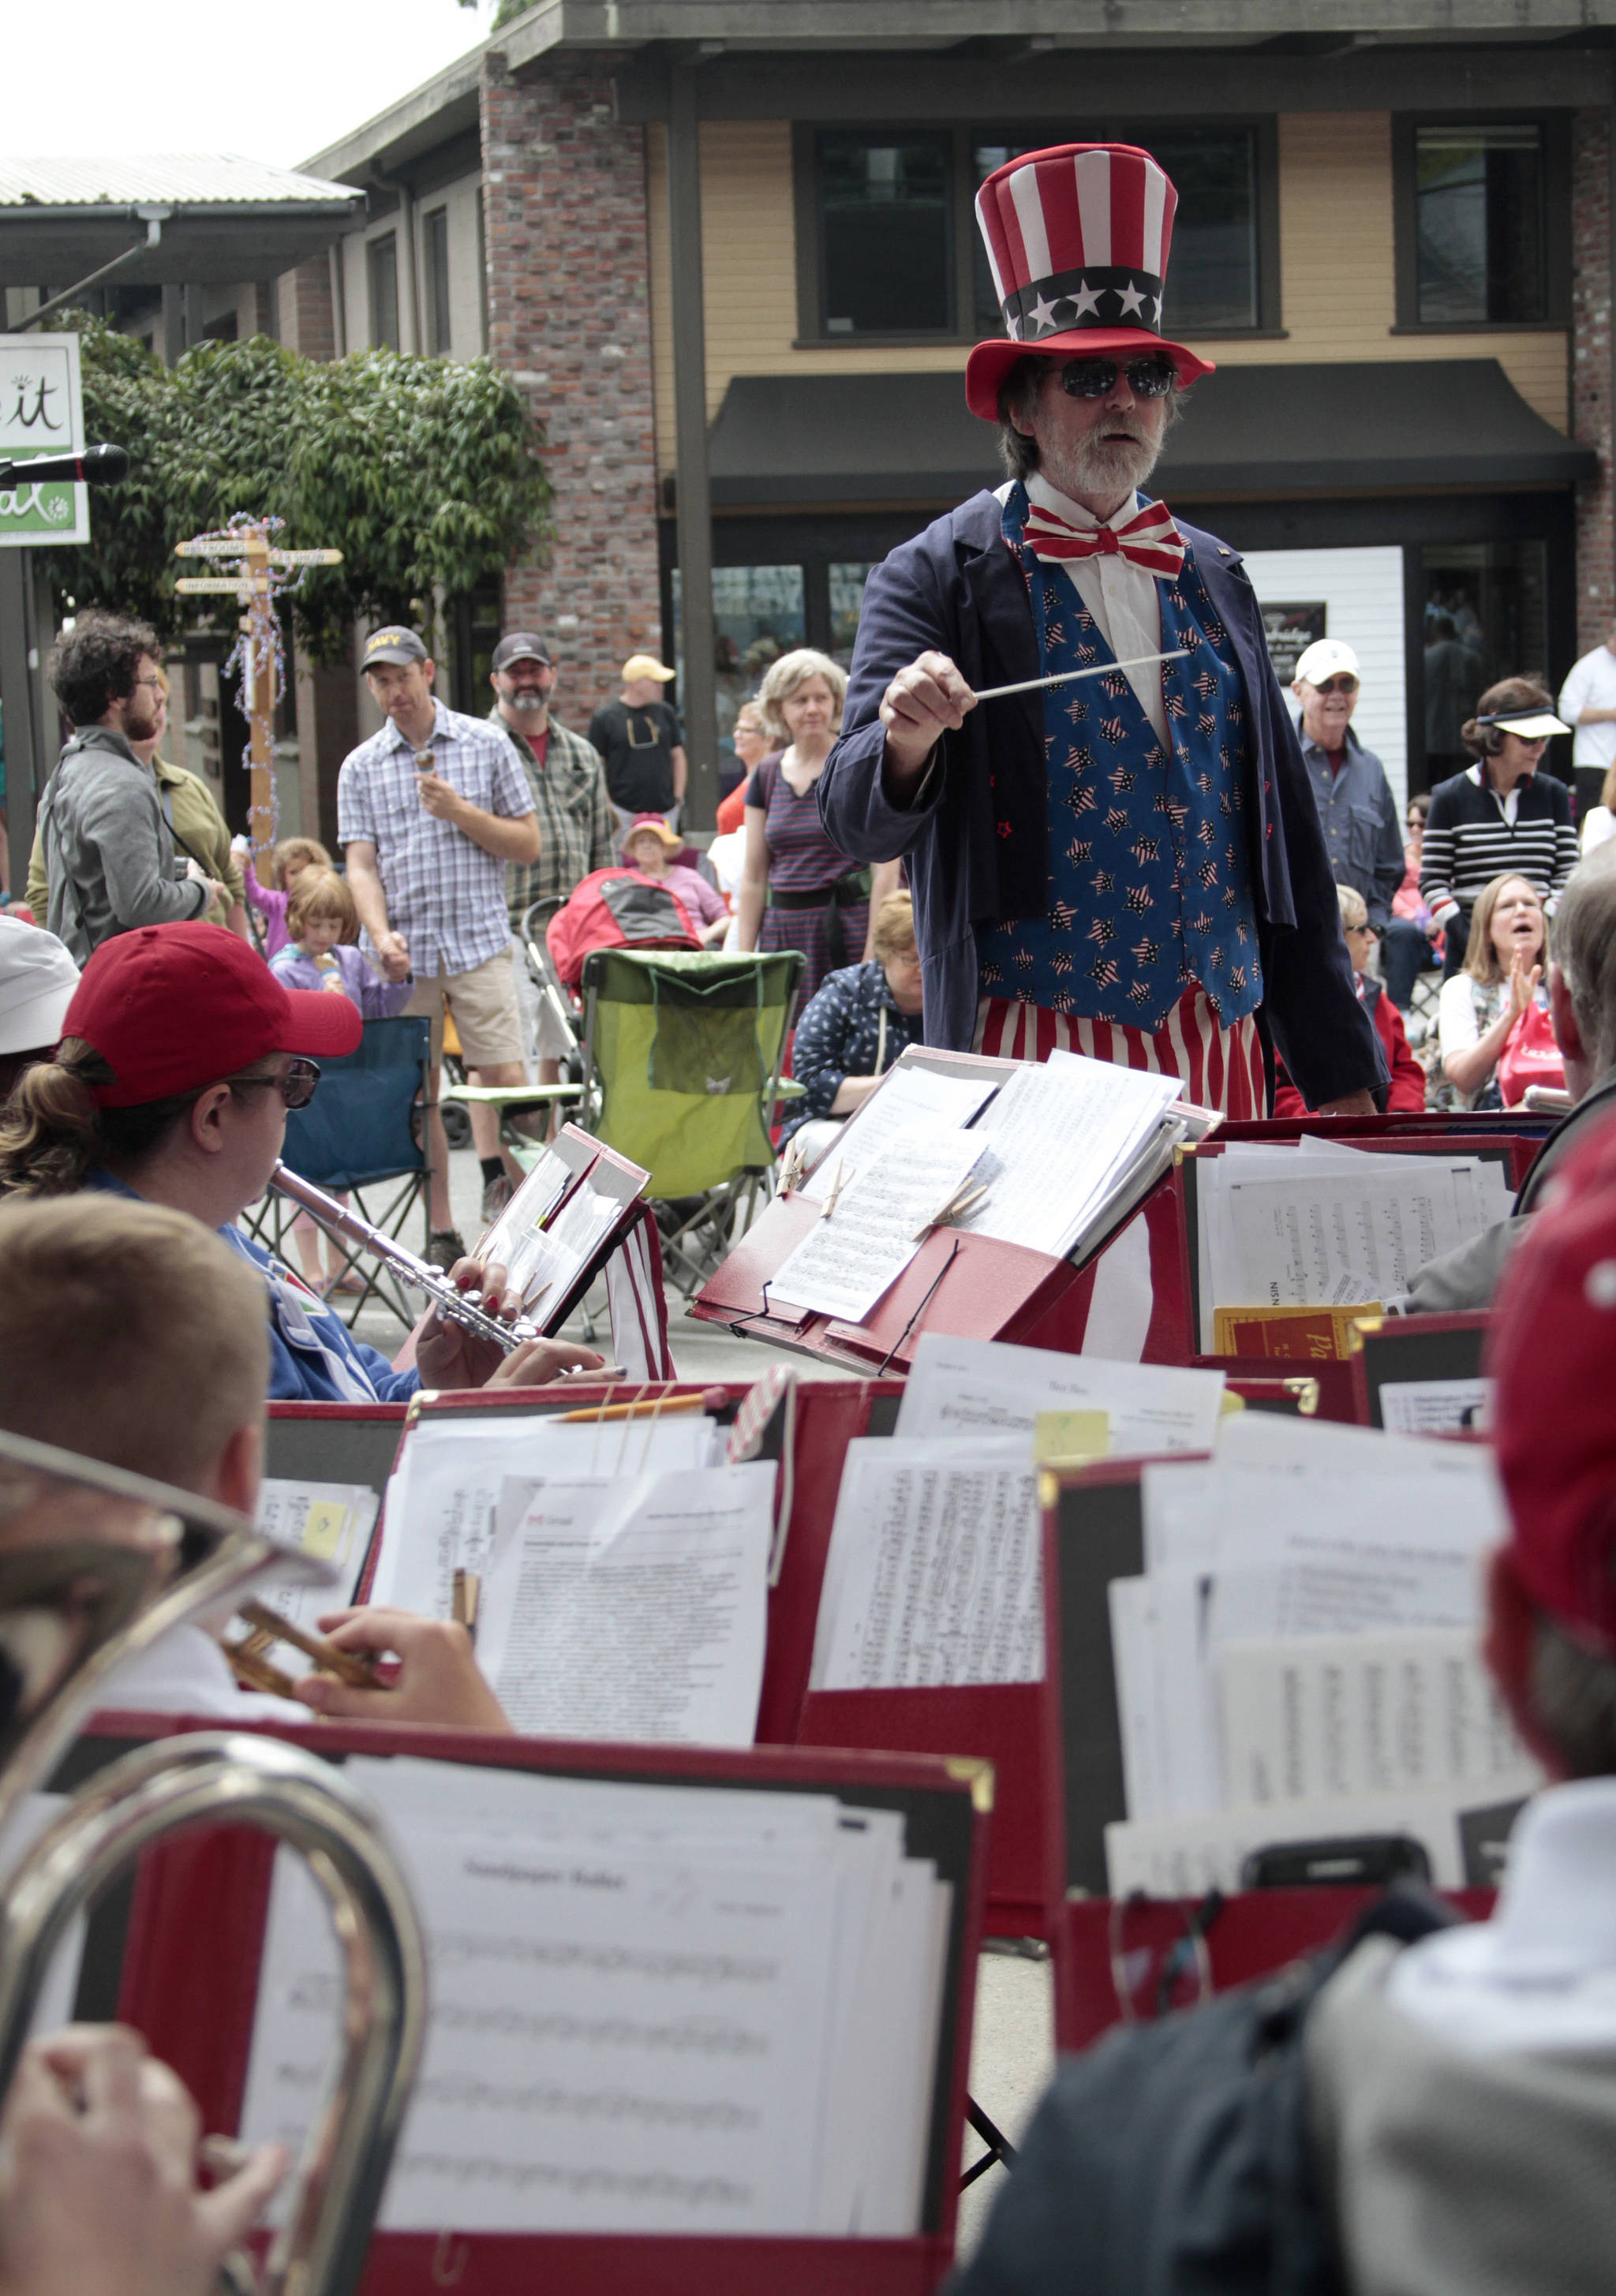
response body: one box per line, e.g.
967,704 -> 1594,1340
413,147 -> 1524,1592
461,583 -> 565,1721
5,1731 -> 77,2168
234,1059 -> 321,1112
1060,356 -> 1178,401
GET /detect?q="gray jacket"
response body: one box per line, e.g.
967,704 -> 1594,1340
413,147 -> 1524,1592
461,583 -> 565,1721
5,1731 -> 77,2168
37,726 -> 208,963
1405,1064 -> 1616,1311
1307,1935 -> 1616,2296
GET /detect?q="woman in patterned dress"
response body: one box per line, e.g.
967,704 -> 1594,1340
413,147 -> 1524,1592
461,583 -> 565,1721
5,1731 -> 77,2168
735,649 -> 900,1003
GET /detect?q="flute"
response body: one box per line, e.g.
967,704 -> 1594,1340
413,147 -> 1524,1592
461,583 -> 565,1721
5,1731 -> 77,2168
269,1162 -> 541,1351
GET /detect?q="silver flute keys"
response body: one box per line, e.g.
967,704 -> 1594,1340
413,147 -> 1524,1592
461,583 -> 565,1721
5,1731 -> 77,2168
268,1163 -> 541,1350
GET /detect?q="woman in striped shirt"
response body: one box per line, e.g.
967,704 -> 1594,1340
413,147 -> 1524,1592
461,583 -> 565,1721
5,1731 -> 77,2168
1418,677 -> 1578,978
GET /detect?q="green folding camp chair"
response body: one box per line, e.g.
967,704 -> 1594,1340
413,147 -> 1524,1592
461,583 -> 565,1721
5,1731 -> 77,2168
575,948 -> 806,1293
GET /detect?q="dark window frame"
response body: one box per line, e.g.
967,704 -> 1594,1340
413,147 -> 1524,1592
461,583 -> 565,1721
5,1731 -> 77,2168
366,231 -> 400,352
424,204 -> 452,357
1391,110 -> 1571,333
794,116 -> 1281,348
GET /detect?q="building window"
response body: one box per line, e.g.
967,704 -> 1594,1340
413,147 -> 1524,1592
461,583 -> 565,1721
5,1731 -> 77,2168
367,234 -> 400,352
1420,542 -> 1547,782
1414,125 -> 1543,326
424,208 -> 451,357
815,131 -> 953,336
972,127 -> 1260,338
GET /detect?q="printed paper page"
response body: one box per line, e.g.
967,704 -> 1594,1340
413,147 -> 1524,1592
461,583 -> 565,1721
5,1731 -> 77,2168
1378,1376 -> 1491,1435
956,1057 -> 1181,1261
802,1068 -> 997,1199
896,1333 -> 1225,1455
476,1464 -> 774,1744
1103,1789 -> 1483,1897
369,1414 -> 717,1618
770,1132 -> 987,1324
252,1479 -> 377,1631
1218,1629 -> 1542,1806
809,1436 -> 1041,1689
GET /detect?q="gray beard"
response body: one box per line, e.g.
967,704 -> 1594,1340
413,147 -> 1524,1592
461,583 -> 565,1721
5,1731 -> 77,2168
1048,424 -> 1163,502
507,692 -> 548,713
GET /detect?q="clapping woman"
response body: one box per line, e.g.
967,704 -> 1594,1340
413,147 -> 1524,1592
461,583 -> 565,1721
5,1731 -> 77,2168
1438,872 -> 1551,1111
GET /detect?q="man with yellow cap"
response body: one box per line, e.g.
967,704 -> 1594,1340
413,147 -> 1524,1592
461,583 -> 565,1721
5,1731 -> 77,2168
820,143 -> 1382,1121
589,654 -> 689,843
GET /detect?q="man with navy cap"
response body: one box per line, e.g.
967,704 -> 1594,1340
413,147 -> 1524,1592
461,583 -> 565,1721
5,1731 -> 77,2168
339,625 -> 540,1259
820,142 -> 1382,1124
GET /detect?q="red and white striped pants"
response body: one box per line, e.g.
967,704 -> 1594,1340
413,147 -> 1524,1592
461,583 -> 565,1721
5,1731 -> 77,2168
973,984 -> 1266,1116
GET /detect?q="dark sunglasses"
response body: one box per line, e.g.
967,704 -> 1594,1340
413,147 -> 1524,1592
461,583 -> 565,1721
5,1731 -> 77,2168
234,1058 -> 321,1112
1059,356 -> 1178,401
1311,674 -> 1360,697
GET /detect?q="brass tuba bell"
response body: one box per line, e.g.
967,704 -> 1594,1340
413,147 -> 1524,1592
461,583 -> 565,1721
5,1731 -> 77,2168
0,1427 -> 427,2296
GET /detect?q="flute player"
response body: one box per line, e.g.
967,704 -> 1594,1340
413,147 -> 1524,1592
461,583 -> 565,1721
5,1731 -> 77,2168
0,922 -> 601,1404
819,142 -> 1383,1123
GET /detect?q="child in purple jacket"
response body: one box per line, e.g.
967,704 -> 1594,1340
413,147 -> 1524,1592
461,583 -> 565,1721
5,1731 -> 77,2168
233,833 -> 332,959
268,869 -> 414,1294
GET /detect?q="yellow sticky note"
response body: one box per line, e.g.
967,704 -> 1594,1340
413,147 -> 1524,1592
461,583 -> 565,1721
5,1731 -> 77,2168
298,1498 -> 354,1565
1033,1409 -> 1110,1468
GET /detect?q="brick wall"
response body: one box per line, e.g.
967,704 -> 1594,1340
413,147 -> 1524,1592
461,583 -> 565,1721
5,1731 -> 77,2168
480,49 -> 662,729
279,256 -> 336,363
1572,108 -> 1614,660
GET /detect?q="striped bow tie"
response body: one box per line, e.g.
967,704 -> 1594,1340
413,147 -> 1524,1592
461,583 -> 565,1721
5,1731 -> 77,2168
1022,497 -> 1186,580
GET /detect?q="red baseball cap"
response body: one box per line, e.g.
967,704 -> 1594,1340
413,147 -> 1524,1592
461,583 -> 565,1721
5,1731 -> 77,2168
64,923 -> 361,1107
1489,1109 -> 1616,1650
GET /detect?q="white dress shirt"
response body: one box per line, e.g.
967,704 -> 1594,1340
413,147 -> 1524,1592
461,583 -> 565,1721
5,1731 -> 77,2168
1558,642 -> 1616,776
1019,473 -> 1168,746
1386,1777 -> 1616,2053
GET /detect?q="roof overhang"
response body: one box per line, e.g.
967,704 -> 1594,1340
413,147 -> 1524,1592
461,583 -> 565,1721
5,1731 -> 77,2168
703,359 -> 1597,509
0,203 -> 365,287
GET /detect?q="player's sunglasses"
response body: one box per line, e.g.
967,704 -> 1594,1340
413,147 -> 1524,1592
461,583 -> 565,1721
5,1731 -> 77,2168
234,1058 -> 322,1111
1059,357 -> 1179,400
1311,675 -> 1360,696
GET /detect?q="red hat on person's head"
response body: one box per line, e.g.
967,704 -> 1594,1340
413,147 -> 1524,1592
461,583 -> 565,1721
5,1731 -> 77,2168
1489,1110 -> 1616,1651
64,922 -> 361,1108
965,143 -> 1216,423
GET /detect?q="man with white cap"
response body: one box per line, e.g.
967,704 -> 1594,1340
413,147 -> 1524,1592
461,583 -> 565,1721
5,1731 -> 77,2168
0,918 -> 78,1103
1290,638 -> 1403,939
820,143 -> 1382,1120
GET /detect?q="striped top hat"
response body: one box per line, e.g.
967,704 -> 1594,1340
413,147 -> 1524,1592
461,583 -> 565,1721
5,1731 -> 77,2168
966,143 -> 1215,421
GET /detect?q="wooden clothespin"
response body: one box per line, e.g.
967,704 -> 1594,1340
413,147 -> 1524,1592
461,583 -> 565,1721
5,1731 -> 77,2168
819,1156 -> 847,1218
452,1568 -> 481,1645
911,1175 -> 989,1240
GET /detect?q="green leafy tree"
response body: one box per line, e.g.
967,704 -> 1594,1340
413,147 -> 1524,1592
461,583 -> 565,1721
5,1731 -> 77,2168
54,316 -> 550,660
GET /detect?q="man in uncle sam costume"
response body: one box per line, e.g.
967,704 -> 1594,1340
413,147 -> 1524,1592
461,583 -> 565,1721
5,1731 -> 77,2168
820,143 -> 1385,1116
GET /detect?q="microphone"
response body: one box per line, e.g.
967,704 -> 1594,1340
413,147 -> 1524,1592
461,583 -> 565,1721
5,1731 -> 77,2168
0,443 -> 129,489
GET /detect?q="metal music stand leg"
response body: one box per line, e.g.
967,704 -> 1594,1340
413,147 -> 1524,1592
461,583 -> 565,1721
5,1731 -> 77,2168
959,2092 -> 1019,2189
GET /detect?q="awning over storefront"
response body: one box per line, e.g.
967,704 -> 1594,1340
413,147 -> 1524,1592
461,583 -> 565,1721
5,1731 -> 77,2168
705,359 -> 1596,508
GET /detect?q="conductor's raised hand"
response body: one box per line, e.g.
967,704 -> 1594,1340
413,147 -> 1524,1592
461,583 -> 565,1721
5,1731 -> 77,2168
878,651 -> 976,782
296,1608 -> 511,1732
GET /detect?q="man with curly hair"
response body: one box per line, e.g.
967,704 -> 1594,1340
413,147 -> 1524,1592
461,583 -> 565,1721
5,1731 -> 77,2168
36,609 -> 223,963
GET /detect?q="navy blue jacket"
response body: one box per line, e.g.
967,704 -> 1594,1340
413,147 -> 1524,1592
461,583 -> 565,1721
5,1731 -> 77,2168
818,490 -> 1385,1111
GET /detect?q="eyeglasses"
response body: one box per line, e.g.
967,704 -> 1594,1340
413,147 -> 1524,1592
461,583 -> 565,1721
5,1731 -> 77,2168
1059,356 -> 1178,401
1311,675 -> 1359,696
234,1059 -> 321,1111
131,675 -> 166,694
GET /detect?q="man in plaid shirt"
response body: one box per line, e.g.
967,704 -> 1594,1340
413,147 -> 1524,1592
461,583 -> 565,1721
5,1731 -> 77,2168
339,626 -> 540,1264
488,631 -> 615,1109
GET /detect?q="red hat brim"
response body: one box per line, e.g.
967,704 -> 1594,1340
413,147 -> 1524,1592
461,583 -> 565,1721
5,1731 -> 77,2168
964,328 -> 1215,423
275,985 -> 364,1061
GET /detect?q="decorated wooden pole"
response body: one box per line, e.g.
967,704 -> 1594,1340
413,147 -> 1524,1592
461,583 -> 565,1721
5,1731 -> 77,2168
174,518 -> 342,859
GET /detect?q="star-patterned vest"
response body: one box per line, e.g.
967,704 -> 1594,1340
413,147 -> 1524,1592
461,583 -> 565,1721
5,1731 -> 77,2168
976,483 -> 1264,1034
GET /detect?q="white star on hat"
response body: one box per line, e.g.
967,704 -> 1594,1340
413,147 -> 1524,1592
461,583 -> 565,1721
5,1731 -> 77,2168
1117,280 -> 1146,316
1071,278 -> 1103,319
1026,293 -> 1060,335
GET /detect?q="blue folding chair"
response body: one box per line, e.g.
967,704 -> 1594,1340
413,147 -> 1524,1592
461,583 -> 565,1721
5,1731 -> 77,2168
243,1015 -> 432,1333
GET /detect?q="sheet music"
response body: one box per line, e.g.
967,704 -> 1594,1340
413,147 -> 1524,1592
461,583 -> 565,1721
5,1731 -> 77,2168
236,1759 -> 954,2236
809,1436 -> 1042,1690
1218,1629 -> 1541,1807
954,1056 -> 1182,1260
474,1465 -> 774,1745
895,1333 -> 1225,1456
1195,1143 -> 1512,1350
770,1132 -> 987,1324
1379,1376 -> 1492,1435
371,1413 -> 720,1620
251,1479 -> 377,1633
1103,1788 -> 1517,1897
802,1067 -> 997,1199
